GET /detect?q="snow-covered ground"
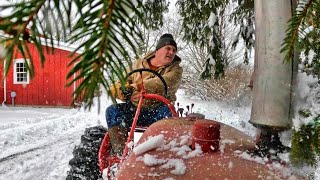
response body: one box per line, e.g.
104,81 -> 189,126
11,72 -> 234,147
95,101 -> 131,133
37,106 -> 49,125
0,89 -> 314,179
0,97 -> 108,180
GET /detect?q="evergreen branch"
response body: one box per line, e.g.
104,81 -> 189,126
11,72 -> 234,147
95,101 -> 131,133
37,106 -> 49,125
0,0 -> 70,78
66,0 -> 144,109
290,117 -> 320,167
280,0 -> 314,62
177,0 -> 231,79
230,0 -> 254,64
0,0 -> 45,78
138,0 -> 169,30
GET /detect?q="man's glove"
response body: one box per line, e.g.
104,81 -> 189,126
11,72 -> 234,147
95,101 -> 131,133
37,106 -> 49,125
122,85 -> 134,101
110,82 -> 134,101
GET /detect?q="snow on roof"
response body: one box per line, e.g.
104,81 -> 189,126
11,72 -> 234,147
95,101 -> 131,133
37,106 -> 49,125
38,37 -> 80,53
0,31 -> 81,53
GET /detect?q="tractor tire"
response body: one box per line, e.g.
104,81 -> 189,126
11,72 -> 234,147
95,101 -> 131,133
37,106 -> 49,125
66,125 -> 107,180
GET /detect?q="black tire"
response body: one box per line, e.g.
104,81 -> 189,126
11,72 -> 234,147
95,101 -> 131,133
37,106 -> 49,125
66,125 -> 107,180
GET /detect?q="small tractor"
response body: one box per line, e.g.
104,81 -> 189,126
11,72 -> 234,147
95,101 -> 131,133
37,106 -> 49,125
66,68 -> 300,180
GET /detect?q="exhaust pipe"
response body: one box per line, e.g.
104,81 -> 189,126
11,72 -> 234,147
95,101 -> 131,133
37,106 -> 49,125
250,0 -> 295,131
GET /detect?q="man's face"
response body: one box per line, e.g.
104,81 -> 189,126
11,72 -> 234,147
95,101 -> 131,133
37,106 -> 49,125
155,45 -> 177,66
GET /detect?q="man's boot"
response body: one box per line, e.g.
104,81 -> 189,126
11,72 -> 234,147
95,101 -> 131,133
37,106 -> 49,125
108,126 -> 128,156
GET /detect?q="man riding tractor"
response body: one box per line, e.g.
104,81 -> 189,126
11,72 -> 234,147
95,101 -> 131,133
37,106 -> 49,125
106,33 -> 183,156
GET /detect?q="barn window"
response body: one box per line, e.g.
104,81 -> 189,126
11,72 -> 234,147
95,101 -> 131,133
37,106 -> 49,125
13,59 -> 30,84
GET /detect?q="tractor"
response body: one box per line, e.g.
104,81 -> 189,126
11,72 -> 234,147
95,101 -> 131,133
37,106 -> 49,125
66,69 -> 301,180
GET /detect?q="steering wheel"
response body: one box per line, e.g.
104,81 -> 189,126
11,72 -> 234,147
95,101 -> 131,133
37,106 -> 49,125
125,68 -> 169,99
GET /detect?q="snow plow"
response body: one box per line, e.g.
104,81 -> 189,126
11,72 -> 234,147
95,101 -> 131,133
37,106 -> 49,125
66,69 -> 301,179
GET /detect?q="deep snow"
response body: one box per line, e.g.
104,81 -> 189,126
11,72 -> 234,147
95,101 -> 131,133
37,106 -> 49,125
0,107 -> 102,179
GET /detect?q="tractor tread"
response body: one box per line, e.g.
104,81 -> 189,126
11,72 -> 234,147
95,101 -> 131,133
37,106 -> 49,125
66,125 -> 107,180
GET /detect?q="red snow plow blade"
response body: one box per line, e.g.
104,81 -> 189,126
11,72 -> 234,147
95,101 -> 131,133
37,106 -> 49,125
116,118 -> 302,180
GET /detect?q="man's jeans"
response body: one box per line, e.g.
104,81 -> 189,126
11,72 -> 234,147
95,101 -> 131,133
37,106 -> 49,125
106,102 -> 172,128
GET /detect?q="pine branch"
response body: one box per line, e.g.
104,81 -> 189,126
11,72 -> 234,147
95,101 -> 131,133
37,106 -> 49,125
177,0 -> 229,79
0,0 -> 69,78
66,0 -> 145,109
290,117 -> 320,167
140,0 -> 169,29
280,0 -> 314,62
230,0 -> 254,65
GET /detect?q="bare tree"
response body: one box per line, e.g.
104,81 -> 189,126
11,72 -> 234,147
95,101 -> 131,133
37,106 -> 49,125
181,42 -> 252,104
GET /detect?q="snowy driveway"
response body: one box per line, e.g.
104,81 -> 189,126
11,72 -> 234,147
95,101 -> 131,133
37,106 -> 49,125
0,107 -> 105,180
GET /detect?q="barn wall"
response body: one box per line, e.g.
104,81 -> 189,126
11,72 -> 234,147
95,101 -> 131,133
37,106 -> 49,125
1,43 -> 79,107
0,62 -> 4,104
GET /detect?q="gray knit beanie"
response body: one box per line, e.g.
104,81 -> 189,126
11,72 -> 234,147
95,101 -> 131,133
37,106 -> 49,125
155,33 -> 177,51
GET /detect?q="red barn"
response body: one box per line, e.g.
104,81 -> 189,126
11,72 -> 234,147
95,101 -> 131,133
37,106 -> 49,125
0,40 -> 82,107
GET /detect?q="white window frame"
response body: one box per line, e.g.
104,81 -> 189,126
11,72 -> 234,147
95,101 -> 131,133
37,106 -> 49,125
13,58 -> 30,84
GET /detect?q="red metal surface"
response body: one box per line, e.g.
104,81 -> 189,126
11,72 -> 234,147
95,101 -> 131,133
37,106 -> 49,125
98,132 -> 121,179
117,118 -> 302,180
192,120 -> 220,152
98,132 -> 111,172
0,43 -> 79,107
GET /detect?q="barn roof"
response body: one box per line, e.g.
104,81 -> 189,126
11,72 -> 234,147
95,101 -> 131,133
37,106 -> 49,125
0,31 -> 81,53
